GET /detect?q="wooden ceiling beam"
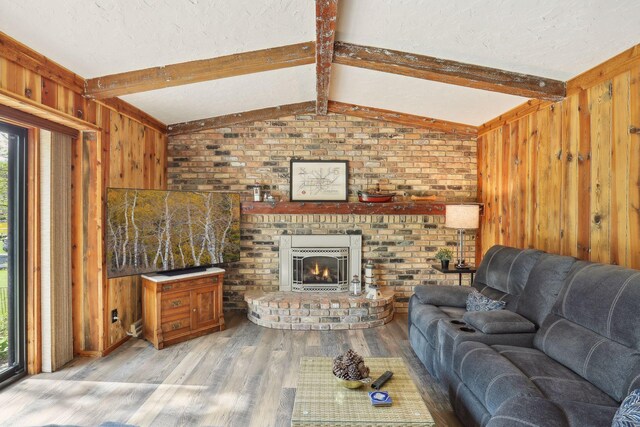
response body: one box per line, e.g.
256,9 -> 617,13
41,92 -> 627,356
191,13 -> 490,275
315,0 -> 338,115
333,42 -> 566,101
167,101 -> 317,136
327,101 -> 477,137
85,42 -> 315,99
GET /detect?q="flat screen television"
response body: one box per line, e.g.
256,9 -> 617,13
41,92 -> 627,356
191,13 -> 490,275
106,188 -> 240,278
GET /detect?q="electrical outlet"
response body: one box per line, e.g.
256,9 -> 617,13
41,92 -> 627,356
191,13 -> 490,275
111,309 -> 118,323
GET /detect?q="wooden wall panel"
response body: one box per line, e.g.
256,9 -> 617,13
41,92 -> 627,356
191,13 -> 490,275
611,72 -> 631,266
478,61 -> 640,269
105,112 -> 167,350
630,66 -> 640,269
561,95 -> 579,257
0,38 -> 168,356
588,81 -> 612,264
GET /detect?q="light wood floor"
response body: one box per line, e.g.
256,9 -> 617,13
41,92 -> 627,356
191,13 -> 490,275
0,313 -> 460,427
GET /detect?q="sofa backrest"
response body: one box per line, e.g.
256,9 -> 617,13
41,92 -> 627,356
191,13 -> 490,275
534,261 -> 640,402
473,245 -> 544,310
515,253 -> 577,326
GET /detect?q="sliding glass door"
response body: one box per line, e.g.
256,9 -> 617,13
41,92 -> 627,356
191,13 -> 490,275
0,122 -> 27,387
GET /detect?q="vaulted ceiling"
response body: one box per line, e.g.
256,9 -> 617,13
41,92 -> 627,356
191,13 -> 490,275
2,0 -> 639,130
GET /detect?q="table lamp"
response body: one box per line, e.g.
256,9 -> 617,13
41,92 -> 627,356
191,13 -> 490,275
445,204 -> 480,268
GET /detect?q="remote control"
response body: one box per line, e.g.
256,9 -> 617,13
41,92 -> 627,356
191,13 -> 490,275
371,371 -> 393,390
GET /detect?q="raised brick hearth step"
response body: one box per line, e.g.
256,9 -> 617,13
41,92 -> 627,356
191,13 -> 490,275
245,290 -> 395,330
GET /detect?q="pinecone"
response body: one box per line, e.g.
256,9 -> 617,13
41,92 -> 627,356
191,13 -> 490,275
332,349 -> 370,381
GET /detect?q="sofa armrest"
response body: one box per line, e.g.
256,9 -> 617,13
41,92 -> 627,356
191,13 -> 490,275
413,285 -> 474,307
462,310 -> 536,334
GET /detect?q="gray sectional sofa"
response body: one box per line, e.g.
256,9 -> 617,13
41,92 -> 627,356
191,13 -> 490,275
408,245 -> 640,426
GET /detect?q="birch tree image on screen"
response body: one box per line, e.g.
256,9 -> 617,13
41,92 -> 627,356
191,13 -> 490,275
106,189 -> 240,278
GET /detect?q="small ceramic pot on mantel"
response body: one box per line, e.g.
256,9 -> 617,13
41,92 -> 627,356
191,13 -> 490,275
441,259 -> 450,269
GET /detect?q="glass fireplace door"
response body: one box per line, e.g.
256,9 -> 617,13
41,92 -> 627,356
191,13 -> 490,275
291,248 -> 349,292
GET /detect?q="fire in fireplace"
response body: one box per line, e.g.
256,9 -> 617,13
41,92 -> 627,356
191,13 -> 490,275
304,257 -> 338,284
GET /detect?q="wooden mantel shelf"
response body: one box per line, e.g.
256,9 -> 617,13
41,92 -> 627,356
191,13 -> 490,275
241,201 -> 446,215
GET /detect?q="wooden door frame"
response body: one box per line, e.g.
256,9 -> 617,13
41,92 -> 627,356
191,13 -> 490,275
0,111 -> 78,375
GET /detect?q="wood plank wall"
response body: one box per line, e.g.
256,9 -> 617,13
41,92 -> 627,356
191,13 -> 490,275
0,39 -> 167,357
478,53 -> 640,269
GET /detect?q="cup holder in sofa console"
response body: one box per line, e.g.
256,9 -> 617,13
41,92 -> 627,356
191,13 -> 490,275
450,320 -> 466,325
459,327 -> 475,333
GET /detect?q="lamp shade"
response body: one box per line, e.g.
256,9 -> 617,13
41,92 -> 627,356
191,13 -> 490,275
445,204 -> 480,229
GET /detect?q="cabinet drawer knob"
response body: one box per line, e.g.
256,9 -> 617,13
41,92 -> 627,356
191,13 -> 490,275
193,308 -> 197,312
163,285 -> 173,291
171,322 -> 182,330
171,300 -> 182,307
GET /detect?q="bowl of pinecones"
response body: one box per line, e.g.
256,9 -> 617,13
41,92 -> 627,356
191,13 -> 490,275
332,349 -> 371,389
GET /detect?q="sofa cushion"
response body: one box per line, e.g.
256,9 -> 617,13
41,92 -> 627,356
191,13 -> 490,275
493,345 -> 617,407
453,341 -> 543,414
413,284 -> 473,307
466,290 -> 507,312
612,389 -> 640,427
473,246 -> 544,308
554,262 -> 640,349
515,253 -> 576,326
535,261 -> 640,402
463,310 -> 536,334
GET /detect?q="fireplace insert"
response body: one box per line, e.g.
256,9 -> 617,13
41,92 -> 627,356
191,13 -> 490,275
292,248 -> 349,292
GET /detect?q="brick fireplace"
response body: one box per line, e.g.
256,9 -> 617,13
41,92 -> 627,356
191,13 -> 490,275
279,234 -> 361,292
168,112 -> 478,312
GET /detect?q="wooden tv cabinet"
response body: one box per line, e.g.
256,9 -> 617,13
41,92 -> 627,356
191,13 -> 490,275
142,268 -> 225,349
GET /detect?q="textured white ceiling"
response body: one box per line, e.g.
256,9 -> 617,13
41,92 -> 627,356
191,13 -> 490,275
1,0 -> 638,125
121,65 -> 316,124
337,0 -> 640,80
330,65 -> 528,126
0,0 -> 315,77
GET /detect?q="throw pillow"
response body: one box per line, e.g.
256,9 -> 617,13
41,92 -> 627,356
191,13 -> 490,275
612,389 -> 640,427
466,290 -> 506,312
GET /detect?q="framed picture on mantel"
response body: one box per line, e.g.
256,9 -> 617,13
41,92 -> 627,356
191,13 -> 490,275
290,160 -> 349,202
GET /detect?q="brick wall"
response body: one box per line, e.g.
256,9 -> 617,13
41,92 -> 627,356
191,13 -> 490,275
168,112 -> 477,312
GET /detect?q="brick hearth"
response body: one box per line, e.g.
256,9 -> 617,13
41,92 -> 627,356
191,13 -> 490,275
245,290 -> 395,330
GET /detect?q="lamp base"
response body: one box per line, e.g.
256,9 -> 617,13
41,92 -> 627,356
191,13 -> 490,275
456,260 -> 469,269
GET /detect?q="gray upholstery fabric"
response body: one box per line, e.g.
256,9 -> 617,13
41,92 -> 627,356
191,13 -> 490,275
440,306 -> 466,318
409,323 -> 437,375
488,397 -> 618,427
409,301 -> 454,346
473,245 -> 544,305
494,345 -> 617,407
450,377 -> 492,427
515,253 -> 576,326
453,342 -> 620,426
487,397 -> 569,427
463,310 -> 536,334
413,284 -> 473,307
557,400 -> 619,427
437,320 -> 535,385
453,341 -> 543,413
408,295 -> 463,376
535,261 -> 640,402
